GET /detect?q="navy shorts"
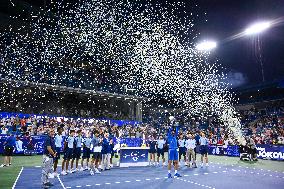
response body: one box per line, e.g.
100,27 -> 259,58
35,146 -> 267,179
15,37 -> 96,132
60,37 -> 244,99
168,149 -> 178,161
157,148 -> 164,157
73,147 -> 81,159
200,145 -> 208,155
179,147 -> 186,156
82,148 -> 91,159
63,148 -> 73,160
149,148 -> 156,154
92,152 -> 101,160
4,146 -> 14,156
55,147 -> 61,160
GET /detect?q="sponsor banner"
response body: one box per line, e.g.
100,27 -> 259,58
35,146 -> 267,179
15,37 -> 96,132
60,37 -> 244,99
120,148 -> 149,164
198,144 -> 284,161
256,145 -> 284,161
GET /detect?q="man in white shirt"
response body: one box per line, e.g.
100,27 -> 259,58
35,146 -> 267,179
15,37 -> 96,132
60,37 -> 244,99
178,134 -> 186,165
185,134 -> 197,168
156,135 -> 166,166
90,131 -> 102,175
53,127 -> 63,176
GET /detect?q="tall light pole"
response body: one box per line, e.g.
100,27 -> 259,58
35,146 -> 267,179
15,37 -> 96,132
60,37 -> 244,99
244,21 -> 271,82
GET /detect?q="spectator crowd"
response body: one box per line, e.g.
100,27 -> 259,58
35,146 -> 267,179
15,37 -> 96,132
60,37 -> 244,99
0,106 -> 284,146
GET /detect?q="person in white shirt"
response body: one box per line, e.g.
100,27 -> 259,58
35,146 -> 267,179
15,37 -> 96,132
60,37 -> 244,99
185,134 -> 197,168
199,132 -> 209,167
15,137 -> 23,153
81,133 -> 92,171
90,131 -> 102,175
178,134 -> 186,165
53,127 -> 63,176
156,135 -> 166,166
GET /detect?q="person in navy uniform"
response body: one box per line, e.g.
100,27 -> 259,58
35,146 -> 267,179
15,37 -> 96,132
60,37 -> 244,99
148,135 -> 157,166
101,132 -> 111,170
42,129 -> 57,188
61,130 -> 75,175
90,130 -> 102,175
178,134 -> 186,165
53,127 -> 63,176
81,132 -> 92,170
0,134 -> 16,167
156,135 -> 166,166
109,138 -> 115,167
71,130 -> 83,172
167,127 -> 182,178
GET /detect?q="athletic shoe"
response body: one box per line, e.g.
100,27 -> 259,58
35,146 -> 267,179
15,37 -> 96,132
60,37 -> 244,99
53,172 -> 59,177
43,182 -> 54,187
206,163 -> 209,167
174,173 -> 182,177
79,167 -> 84,171
75,168 -> 79,172
168,173 -> 172,178
67,170 -> 72,174
200,163 -> 204,168
84,166 -> 89,170
48,173 -> 54,179
70,169 -> 76,173
9,163 -> 11,166
95,169 -> 101,174
0,164 -> 7,167
61,171 -> 67,176
90,170 -> 94,176
110,164 -> 113,168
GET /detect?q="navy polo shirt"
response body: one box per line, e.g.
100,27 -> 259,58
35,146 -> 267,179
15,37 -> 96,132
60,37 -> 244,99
5,135 -> 16,147
44,136 -> 56,156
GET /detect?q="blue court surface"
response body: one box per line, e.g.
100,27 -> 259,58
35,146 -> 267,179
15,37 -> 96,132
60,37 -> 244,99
14,162 -> 284,189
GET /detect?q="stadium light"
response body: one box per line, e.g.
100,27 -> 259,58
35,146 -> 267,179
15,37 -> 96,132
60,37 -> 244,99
244,21 -> 271,35
196,40 -> 217,51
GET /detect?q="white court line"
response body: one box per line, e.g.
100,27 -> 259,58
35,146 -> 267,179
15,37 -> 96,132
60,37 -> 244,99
58,175 -> 66,189
12,167 -> 24,189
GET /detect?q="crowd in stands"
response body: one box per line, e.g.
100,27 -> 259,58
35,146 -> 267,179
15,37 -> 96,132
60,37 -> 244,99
0,106 -> 284,146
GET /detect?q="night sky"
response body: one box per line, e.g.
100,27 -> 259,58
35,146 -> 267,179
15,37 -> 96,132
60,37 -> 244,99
1,0 -> 284,88
191,0 -> 284,88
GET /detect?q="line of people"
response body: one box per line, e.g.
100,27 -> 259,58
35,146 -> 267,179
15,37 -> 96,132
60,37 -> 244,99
148,132 -> 209,168
41,126 -> 210,187
41,127 -> 115,188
